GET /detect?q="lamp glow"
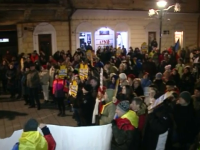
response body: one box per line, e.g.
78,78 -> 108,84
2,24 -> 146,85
157,0 -> 167,8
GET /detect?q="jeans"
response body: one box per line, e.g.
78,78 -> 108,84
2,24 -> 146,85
29,87 -> 40,108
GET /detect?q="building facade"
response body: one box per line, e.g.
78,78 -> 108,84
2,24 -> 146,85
0,0 -> 199,55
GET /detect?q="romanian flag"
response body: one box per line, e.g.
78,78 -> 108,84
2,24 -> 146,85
174,39 -> 181,52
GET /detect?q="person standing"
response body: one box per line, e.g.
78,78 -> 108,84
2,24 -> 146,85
40,65 -> 50,103
6,63 -> 16,98
0,60 -> 8,93
52,74 -> 66,117
27,63 -> 41,110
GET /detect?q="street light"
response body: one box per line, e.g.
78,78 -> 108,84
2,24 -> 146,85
148,1 -> 181,51
157,0 -> 167,8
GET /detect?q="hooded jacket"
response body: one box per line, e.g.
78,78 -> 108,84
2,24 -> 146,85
12,127 -> 56,150
99,89 -> 115,125
111,110 -> 139,150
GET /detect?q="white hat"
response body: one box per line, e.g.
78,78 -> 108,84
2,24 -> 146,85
119,73 -> 127,80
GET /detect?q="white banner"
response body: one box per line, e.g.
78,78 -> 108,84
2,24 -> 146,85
0,124 -> 112,150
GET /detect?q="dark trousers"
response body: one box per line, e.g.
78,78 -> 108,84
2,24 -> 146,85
73,108 -> 81,126
29,87 -> 40,108
2,79 -> 7,92
56,97 -> 65,113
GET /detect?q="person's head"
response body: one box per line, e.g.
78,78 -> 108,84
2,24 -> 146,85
143,72 -> 149,79
184,66 -> 190,74
172,69 -> 178,75
111,75 -> 118,84
119,73 -> 127,83
9,63 -> 13,69
155,72 -> 162,80
122,85 -> 133,97
98,86 -> 106,99
104,89 -> 115,102
2,60 -> 6,65
194,87 -> 200,98
82,84 -> 92,94
127,74 -> 135,85
133,78 -> 141,89
119,63 -> 126,71
166,80 -> 175,91
105,62 -> 110,68
23,118 -> 38,132
90,77 -> 98,88
41,65 -> 47,71
55,74 -> 59,79
130,97 -> 143,112
116,101 -> 130,117
25,67 -> 30,72
178,91 -> 191,106
178,58 -> 183,64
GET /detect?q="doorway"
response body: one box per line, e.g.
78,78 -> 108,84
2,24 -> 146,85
175,31 -> 184,48
0,30 -> 18,61
79,32 -> 92,48
38,34 -> 52,57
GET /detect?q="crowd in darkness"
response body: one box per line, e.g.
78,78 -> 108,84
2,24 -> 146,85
1,44 -> 200,150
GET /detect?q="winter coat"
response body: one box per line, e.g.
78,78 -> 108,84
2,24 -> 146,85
173,103 -> 197,144
181,72 -> 195,93
12,126 -> 56,150
0,64 -> 8,80
39,70 -> 50,85
111,110 -> 139,150
52,79 -> 65,98
6,68 -> 16,86
142,103 -> 173,150
81,92 -> 95,125
26,70 -> 40,88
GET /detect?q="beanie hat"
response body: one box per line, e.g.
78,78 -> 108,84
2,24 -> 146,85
117,101 -> 130,113
83,84 -> 92,92
24,118 -> 38,132
98,86 -> 107,95
155,72 -> 162,80
42,65 -> 47,70
180,91 -> 191,103
127,74 -> 135,80
119,73 -> 127,80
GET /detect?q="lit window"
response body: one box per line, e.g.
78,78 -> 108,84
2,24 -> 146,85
175,31 -> 183,48
0,38 -> 9,43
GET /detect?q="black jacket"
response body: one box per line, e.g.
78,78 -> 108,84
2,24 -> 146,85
142,103 -> 173,150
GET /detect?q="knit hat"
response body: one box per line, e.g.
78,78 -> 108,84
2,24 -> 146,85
42,65 -> 47,70
83,84 -> 92,92
127,74 -> 135,80
24,118 -> 38,132
117,101 -> 130,113
119,73 -> 127,80
98,86 -> 107,95
155,72 -> 162,80
180,91 -> 191,103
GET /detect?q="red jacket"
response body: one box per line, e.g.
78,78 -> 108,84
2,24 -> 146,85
30,54 -> 39,63
41,126 -> 56,150
116,118 -> 135,131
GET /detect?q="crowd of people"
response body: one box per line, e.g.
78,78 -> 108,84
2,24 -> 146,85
1,45 -> 200,150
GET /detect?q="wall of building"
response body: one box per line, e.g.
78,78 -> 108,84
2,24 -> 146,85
17,21 -> 69,54
71,9 -> 199,54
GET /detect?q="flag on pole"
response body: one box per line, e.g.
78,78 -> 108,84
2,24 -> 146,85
174,39 -> 180,52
